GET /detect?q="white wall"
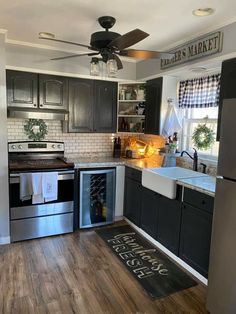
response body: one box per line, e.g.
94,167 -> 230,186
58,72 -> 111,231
6,43 -> 137,81
136,21 -> 236,81
0,33 -> 10,244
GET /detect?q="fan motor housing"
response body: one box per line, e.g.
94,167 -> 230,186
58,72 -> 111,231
90,31 -> 120,49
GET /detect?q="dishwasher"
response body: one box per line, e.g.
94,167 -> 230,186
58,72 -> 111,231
79,168 -> 116,228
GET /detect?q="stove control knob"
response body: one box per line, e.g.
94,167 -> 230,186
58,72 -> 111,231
11,145 -> 16,150
52,144 -> 56,149
18,145 -> 23,149
57,144 -> 62,149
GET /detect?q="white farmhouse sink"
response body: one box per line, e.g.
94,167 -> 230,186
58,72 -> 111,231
142,167 -> 206,199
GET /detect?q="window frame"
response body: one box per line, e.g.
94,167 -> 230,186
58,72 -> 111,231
179,107 -> 219,161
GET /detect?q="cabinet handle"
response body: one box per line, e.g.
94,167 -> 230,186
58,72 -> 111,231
202,200 -> 206,205
39,104 -> 43,107
33,104 -> 37,107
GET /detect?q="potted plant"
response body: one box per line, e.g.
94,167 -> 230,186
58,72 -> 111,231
168,142 -> 177,154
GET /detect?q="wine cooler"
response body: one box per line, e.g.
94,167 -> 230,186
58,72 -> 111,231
79,168 -> 116,228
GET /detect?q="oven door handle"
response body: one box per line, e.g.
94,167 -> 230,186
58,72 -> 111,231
10,171 -> 74,184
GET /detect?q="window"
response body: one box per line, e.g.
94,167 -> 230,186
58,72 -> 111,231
178,74 -> 220,160
181,107 -> 219,159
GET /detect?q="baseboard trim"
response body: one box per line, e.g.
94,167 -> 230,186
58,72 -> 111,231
124,218 -> 208,286
0,236 -> 10,245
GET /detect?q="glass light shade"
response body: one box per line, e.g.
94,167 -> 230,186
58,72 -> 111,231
107,58 -> 118,77
90,58 -> 100,76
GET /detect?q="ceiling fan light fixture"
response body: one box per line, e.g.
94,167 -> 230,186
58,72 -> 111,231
38,32 -> 55,39
192,8 -> 215,17
90,57 -> 100,76
107,57 -> 118,78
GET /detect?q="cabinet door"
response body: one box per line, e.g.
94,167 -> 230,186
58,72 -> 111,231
39,74 -> 68,110
217,58 -> 236,140
68,78 -> 94,133
157,195 -> 182,255
140,187 -> 159,238
179,203 -> 213,277
145,77 -> 163,135
94,80 -> 117,132
6,70 -> 38,108
123,177 -> 141,226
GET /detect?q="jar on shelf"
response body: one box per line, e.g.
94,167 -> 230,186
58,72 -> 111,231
120,89 -> 125,100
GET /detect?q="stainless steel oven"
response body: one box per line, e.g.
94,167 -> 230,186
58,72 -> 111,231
8,141 -> 75,242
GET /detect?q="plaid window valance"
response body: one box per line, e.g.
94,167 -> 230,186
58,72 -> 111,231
178,74 -> 221,108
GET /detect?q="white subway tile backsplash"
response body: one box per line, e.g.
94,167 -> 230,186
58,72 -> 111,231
7,118 -> 117,156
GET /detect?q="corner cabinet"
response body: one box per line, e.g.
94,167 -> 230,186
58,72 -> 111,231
117,82 -> 146,134
145,77 -> 163,135
157,194 -> 182,255
67,78 -> 117,133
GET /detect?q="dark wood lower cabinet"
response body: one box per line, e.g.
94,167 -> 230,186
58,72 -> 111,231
123,177 -> 142,226
123,167 -> 214,279
179,203 -> 213,278
140,187 -> 159,238
157,195 -> 182,255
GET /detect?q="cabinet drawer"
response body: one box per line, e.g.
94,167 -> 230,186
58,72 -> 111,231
125,166 -> 142,182
183,188 -> 214,213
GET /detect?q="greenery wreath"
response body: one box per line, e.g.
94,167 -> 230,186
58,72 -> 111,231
24,119 -> 48,141
192,124 -> 215,150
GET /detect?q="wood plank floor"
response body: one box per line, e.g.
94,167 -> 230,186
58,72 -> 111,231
0,222 -> 208,314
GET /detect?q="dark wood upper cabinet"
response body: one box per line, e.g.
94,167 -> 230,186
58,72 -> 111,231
67,78 -> 117,133
39,74 -> 68,110
94,80 -> 117,133
7,70 -> 38,108
217,57 -> 236,140
145,77 -> 163,135
68,78 -> 94,133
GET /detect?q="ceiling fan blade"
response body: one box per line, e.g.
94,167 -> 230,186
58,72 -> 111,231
119,49 -> 174,59
113,54 -> 123,70
108,29 -> 149,50
51,52 -> 99,61
39,36 -> 96,50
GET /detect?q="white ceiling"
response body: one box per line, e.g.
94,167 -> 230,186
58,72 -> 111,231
1,0 -> 236,55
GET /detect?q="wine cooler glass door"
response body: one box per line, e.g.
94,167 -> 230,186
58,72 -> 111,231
79,169 -> 116,228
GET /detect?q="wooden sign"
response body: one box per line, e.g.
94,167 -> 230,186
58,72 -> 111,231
161,31 -> 223,69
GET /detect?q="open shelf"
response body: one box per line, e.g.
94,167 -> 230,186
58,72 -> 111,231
118,115 -> 145,118
118,99 -> 146,102
117,82 -> 146,134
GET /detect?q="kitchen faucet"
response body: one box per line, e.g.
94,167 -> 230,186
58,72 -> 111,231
180,148 -> 198,172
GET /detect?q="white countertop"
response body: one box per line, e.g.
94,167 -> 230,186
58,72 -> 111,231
65,155 -> 215,197
177,176 -> 216,197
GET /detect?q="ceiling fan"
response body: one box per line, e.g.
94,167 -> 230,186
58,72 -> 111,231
39,16 -> 173,70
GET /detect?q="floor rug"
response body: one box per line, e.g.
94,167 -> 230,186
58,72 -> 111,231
96,225 -> 197,299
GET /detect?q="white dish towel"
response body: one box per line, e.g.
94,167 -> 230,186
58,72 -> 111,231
42,172 -> 58,203
162,101 -> 182,137
31,172 -> 44,204
20,173 -> 33,201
